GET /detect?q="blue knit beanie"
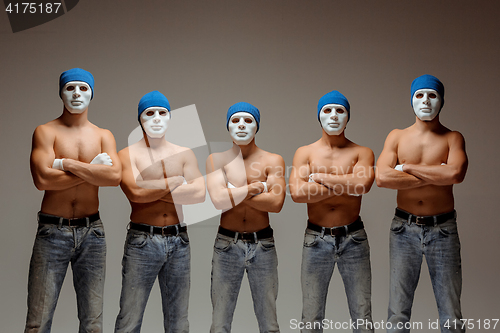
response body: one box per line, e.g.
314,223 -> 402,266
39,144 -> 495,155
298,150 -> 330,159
317,91 -> 350,122
410,74 -> 445,110
138,91 -> 171,121
226,102 -> 260,132
59,68 -> 94,99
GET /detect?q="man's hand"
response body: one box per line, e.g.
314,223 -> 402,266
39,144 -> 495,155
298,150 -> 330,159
91,153 -> 113,166
52,158 -> 65,171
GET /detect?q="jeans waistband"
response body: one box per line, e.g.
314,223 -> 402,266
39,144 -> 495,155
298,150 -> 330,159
129,222 -> 187,236
217,225 -> 273,243
307,216 -> 364,237
38,211 -> 100,227
395,208 -> 456,226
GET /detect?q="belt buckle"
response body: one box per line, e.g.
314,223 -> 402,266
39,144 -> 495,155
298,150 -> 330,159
67,218 -> 76,227
161,226 -> 168,237
415,216 -> 426,226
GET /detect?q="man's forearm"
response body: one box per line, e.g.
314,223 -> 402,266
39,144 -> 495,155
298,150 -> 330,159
63,159 -> 120,186
376,168 -> 426,189
33,168 -> 86,191
403,164 -> 460,185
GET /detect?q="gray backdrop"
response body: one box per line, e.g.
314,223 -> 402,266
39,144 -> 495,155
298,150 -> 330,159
1,1 -> 499,332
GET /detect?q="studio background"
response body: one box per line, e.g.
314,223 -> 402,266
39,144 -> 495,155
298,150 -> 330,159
1,1 -> 499,332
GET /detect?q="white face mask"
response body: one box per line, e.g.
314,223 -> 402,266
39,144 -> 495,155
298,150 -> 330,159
319,103 -> 349,135
140,107 -> 171,138
228,112 -> 258,145
61,81 -> 92,114
412,89 -> 442,121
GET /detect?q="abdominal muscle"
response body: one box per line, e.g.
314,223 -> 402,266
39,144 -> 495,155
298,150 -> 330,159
130,201 -> 182,226
41,183 -> 99,218
307,195 -> 362,227
220,204 -> 270,233
397,184 -> 454,216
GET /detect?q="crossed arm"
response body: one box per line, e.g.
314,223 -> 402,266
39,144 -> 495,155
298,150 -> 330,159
119,148 -> 205,204
376,130 -> 468,189
289,146 -> 375,203
241,156 -> 286,213
205,154 -> 263,211
30,125 -> 121,190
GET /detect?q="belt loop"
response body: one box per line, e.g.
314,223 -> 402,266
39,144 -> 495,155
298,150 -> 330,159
407,214 -> 412,225
320,227 -> 325,238
37,212 -> 40,223
150,225 -> 154,238
175,224 -> 179,236
233,232 -> 239,243
126,222 -> 131,231
86,217 -> 90,228
253,232 -> 258,243
344,225 -> 349,235
58,217 -> 63,229
433,215 -> 438,227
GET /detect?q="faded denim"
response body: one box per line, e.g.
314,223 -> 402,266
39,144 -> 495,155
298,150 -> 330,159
25,219 -> 106,333
388,212 -> 464,333
114,227 -> 190,333
210,233 -> 279,333
301,223 -> 373,333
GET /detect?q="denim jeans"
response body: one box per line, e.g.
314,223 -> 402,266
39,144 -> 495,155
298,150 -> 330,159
301,221 -> 373,333
25,218 -> 106,333
114,226 -> 191,333
388,212 -> 463,333
210,232 -> 279,333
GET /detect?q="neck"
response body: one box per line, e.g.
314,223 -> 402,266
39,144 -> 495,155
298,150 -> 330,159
143,132 -> 167,149
60,107 -> 89,126
414,115 -> 441,132
232,139 -> 257,158
320,129 -> 348,148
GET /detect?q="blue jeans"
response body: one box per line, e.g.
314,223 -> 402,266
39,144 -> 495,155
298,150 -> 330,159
114,226 -> 191,333
388,212 -> 463,333
210,232 -> 279,333
25,217 -> 106,333
301,221 -> 373,333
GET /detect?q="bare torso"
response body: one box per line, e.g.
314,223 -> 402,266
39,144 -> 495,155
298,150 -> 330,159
127,141 -> 188,226
40,120 -> 106,217
396,126 -> 455,215
305,140 -> 364,227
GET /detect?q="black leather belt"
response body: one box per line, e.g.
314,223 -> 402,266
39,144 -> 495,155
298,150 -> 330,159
307,216 -> 364,237
218,225 -> 273,243
395,208 -> 456,226
38,212 -> 100,227
129,222 -> 187,236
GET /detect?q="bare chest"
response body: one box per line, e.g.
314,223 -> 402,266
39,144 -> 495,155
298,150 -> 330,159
308,149 -> 358,175
134,149 -> 185,180
224,156 -> 268,186
53,128 -> 102,162
397,134 -> 449,165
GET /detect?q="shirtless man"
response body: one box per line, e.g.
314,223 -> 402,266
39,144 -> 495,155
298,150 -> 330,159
376,75 -> 468,333
206,102 -> 286,333
289,91 -> 375,333
114,91 -> 205,333
27,68 -> 121,333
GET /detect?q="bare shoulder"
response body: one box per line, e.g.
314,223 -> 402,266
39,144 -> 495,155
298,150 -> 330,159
32,121 -> 59,142
446,130 -> 466,146
294,142 -> 315,158
261,150 -> 285,167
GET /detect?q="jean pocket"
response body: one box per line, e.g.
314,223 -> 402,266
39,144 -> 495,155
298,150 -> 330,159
350,228 -> 368,244
438,220 -> 458,237
214,236 -> 232,253
126,231 -> 148,248
303,231 -> 319,247
390,218 -> 406,234
91,221 -> 105,238
259,238 -> 275,250
36,224 -> 55,238
178,231 -> 190,245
